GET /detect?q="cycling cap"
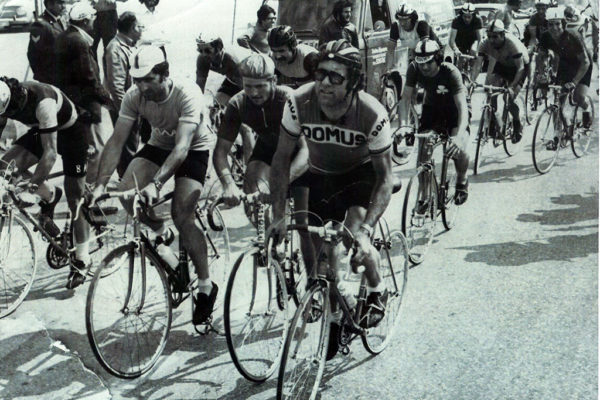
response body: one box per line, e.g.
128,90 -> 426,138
69,1 -> 96,21
461,3 -> 476,13
0,81 -> 10,115
239,54 -> 275,79
534,0 -> 551,7
487,19 -> 506,33
414,39 -> 441,63
268,25 -> 296,48
395,4 -> 416,19
318,39 -> 362,70
546,6 -> 565,21
195,33 -> 221,46
129,45 -> 166,78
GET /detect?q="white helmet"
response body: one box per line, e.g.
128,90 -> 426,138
546,6 -> 565,21
414,39 -> 441,64
69,1 -> 96,22
487,19 -> 506,33
0,81 -> 10,115
461,3 -> 476,14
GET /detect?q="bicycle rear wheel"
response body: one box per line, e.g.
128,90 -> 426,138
532,108 -> 560,174
502,114 -> 521,156
362,229 -> 408,354
401,168 -> 438,265
473,108 -> 491,175
86,244 -> 172,378
277,282 -> 330,400
440,158 -> 459,231
0,215 -> 37,319
571,96 -> 595,158
224,249 -> 289,382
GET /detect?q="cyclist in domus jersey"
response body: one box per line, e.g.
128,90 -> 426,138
539,7 -> 593,149
0,77 -> 91,289
471,20 -> 530,143
449,3 -> 483,63
270,40 -> 394,337
90,46 -> 217,324
399,39 -> 470,209
268,25 -> 319,88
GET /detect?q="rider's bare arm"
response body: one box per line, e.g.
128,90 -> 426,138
363,149 -> 393,229
30,132 -> 58,186
573,51 -> 591,84
399,84 -> 415,127
213,137 -> 237,187
509,56 -> 525,90
95,117 -> 136,187
270,128 -> 298,221
152,120 -> 197,185
289,135 -> 309,182
527,25 -> 537,52
449,28 -> 459,52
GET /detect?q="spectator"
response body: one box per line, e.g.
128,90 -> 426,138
105,11 -> 144,177
91,0 -> 127,55
27,0 -> 68,85
237,4 -> 277,54
55,2 -> 112,184
318,0 -> 359,48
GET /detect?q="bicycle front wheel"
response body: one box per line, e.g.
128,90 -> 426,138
440,158 -> 459,231
401,168 -> 438,265
362,229 -> 409,354
204,206 -> 231,311
532,108 -> 560,174
473,108 -> 491,175
277,282 -> 330,400
502,115 -> 521,156
571,96 -> 595,158
0,215 -> 37,319
224,249 -> 289,382
86,244 -> 172,378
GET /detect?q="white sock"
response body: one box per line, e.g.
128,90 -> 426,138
198,278 -> 212,295
75,240 -> 90,265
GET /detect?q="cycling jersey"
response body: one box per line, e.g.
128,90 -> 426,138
451,15 -> 483,53
119,79 -> 212,152
196,46 -> 251,89
526,13 -> 548,43
281,82 -> 391,175
218,85 -> 292,150
12,81 -> 77,133
274,44 -> 318,82
539,30 -> 593,85
478,33 -> 530,67
389,20 -> 440,48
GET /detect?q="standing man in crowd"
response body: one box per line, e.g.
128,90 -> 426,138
27,0 -> 68,85
105,11 -> 144,177
91,0 -> 127,56
237,3 -> 277,54
55,2 -> 113,185
319,0 -> 359,48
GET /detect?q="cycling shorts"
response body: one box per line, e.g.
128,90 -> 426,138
557,63 -> 593,87
133,145 -> 209,184
294,162 -> 376,224
419,104 -> 458,136
15,120 -> 88,177
248,138 -> 300,167
492,62 -> 530,87
217,77 -> 242,98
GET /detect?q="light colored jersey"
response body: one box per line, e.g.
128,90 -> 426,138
478,32 -> 530,67
120,79 -> 211,151
281,82 -> 392,175
274,44 -> 317,79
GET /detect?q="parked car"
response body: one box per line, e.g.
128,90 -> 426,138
0,0 -> 35,32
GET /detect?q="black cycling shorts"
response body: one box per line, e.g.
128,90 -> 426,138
492,62 -> 530,87
419,104 -> 459,135
294,162 -> 376,224
217,77 -> 242,98
133,145 -> 209,184
248,139 -> 301,167
15,119 -> 88,177
557,63 -> 593,87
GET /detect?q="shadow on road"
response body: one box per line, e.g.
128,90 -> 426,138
471,160 -> 538,184
516,192 -> 599,227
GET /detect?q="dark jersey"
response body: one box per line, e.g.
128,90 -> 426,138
218,86 -> 293,150
525,13 -> 549,45
451,15 -> 483,53
405,61 -> 465,108
318,17 -> 359,48
539,30 -> 591,80
389,20 -> 441,48
196,48 -> 249,89
11,81 -> 77,133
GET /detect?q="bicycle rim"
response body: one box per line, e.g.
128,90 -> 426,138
362,229 -> 409,354
224,250 -> 289,382
441,159 -> 459,231
277,283 -> 330,400
86,244 -> 172,378
0,215 -> 37,319
401,169 -> 438,265
474,110 -> 490,175
571,97 -> 595,158
532,109 -> 560,174
502,116 -> 521,156
204,206 -> 230,311
283,229 -> 308,307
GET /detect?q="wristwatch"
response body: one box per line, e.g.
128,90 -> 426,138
153,178 -> 163,192
359,223 -> 373,237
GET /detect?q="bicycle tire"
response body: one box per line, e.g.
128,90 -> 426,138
281,228 -> 308,307
570,95 -> 595,158
203,206 -> 230,312
86,243 -> 172,378
0,214 -> 37,319
474,107 -> 491,175
362,229 -> 409,354
532,108 -> 561,174
440,158 -> 459,231
401,168 -> 438,265
224,249 -> 289,382
277,282 -> 330,400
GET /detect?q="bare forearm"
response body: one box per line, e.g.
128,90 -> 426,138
154,147 -> 188,184
573,59 -> 591,83
213,147 -> 236,187
270,152 -> 291,219
96,135 -> 127,186
289,146 -> 308,182
30,153 -> 57,186
510,66 -> 525,89
364,178 -> 392,227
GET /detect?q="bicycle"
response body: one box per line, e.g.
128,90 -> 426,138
531,85 -> 595,174
472,84 -> 521,175
401,131 -> 461,265
85,188 -> 230,378
454,53 -> 476,101
524,51 -> 555,125
276,220 -> 409,400
219,192 -> 307,382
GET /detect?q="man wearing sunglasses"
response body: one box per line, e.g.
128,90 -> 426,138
449,3 -> 483,63
270,40 -> 394,339
400,39 -> 470,210
538,7 -> 593,149
471,20 -> 530,143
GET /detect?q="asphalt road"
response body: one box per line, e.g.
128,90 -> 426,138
0,2 -> 598,399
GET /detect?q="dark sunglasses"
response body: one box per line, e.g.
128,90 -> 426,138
314,68 -> 346,85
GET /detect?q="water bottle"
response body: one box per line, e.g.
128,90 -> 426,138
156,243 -> 178,270
40,215 -> 60,238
